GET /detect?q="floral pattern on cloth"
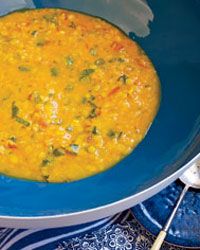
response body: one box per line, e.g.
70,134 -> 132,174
55,212 -> 186,250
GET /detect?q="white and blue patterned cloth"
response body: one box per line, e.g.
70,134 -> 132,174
0,210 -> 185,250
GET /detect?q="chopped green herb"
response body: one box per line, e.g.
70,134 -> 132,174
18,66 -> 30,72
118,131 -> 123,139
36,39 -> 46,47
118,74 -> 128,84
15,117 -> 30,127
42,175 -> 49,182
31,30 -> 38,36
42,158 -> 52,166
87,107 -> 97,119
89,48 -> 97,56
88,100 -> 97,108
43,13 -> 57,24
53,148 -> 65,157
89,95 -> 95,101
12,102 -> 19,118
51,67 -> 59,77
107,130 -> 123,139
81,97 -> 88,104
108,57 -> 125,63
9,136 -> 17,142
65,84 -> 74,92
66,56 -> 74,66
11,102 -> 30,127
92,126 -> 98,135
117,58 -> 125,63
69,144 -> 80,154
107,130 -> 116,138
69,22 -> 76,29
82,95 -> 95,104
95,58 -> 105,66
80,68 -> 95,81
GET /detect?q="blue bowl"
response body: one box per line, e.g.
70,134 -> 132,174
0,0 -> 199,228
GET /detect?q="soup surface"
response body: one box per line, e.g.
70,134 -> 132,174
0,9 -> 160,182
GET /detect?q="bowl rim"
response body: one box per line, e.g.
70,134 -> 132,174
0,152 -> 199,228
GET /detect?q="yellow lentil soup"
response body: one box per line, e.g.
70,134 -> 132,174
0,9 -> 160,182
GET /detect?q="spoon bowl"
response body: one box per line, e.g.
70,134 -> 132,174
180,161 -> 200,189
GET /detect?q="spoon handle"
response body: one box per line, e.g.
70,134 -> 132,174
150,184 -> 190,250
150,231 -> 166,250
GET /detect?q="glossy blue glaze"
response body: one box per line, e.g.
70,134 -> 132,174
0,0 -> 199,217
132,181 -> 200,248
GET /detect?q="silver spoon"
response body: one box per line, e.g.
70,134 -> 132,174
151,161 -> 200,250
